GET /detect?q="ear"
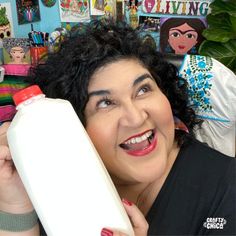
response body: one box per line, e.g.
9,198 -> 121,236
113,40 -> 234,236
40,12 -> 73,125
174,116 -> 189,133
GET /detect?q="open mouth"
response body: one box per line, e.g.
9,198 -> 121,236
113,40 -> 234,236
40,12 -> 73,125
119,130 -> 155,153
178,45 -> 185,50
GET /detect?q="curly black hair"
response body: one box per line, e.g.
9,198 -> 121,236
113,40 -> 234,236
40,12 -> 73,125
27,20 -> 200,145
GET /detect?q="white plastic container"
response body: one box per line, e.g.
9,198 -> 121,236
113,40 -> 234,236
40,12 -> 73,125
7,85 -> 134,236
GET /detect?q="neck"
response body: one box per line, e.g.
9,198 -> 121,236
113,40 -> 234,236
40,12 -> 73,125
115,142 -> 180,216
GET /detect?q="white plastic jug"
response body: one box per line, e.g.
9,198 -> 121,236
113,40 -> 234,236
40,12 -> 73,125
0,66 -> 5,82
7,85 -> 134,236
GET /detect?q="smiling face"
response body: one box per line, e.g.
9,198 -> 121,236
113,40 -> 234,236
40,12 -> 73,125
10,46 -> 25,64
84,59 -> 176,186
168,23 -> 198,54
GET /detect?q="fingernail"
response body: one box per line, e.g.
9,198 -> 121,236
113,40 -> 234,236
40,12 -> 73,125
122,198 -> 133,206
101,228 -> 113,236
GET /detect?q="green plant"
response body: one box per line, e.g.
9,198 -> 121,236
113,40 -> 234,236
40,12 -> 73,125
199,0 -> 236,73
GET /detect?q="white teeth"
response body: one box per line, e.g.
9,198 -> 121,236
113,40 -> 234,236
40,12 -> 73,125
125,131 -> 153,145
131,139 -> 136,144
136,137 -> 142,143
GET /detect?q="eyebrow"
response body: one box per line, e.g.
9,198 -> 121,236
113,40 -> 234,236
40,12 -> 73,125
169,29 -> 197,34
88,73 -> 153,98
133,73 -> 154,86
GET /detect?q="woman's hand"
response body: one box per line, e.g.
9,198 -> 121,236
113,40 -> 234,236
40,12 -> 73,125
101,199 -> 149,236
0,122 -> 33,214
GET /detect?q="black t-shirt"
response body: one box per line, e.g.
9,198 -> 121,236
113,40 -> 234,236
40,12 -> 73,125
39,138 -> 236,235
146,138 -> 236,235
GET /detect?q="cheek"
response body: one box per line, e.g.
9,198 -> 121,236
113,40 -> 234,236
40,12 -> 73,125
168,37 -> 180,48
154,97 -> 174,135
86,117 -> 116,158
186,37 -> 197,46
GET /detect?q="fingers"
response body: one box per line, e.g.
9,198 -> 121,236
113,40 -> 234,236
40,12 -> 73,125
0,145 -> 14,179
0,122 -> 11,146
122,199 -> 149,236
101,227 -> 127,236
0,145 -> 11,162
0,122 -> 11,135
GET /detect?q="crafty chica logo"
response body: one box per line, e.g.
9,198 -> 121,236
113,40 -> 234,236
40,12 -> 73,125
203,217 -> 227,230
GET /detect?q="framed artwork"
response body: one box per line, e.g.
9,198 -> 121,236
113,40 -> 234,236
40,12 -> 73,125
90,0 -> 105,15
0,3 -> 15,40
2,38 -> 31,65
16,0 -> 41,25
141,0 -> 213,16
159,17 -> 207,55
139,16 -> 160,32
59,0 -> 90,22
125,0 -> 213,32
104,0 -> 116,20
139,16 -> 161,51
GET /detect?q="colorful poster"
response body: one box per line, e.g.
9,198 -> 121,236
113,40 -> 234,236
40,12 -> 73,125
90,0 -> 105,15
139,16 -> 160,50
142,0 -> 213,17
0,3 -> 15,40
0,3 -> 15,64
159,17 -> 207,55
125,0 -> 214,28
16,0 -> 41,24
59,0 -> 90,22
104,0 -> 116,19
2,38 -> 31,65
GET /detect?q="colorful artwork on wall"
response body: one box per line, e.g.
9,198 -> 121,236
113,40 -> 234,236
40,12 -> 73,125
159,17 -> 207,55
41,0 -> 57,7
104,0 -> 116,20
59,0 -> 90,22
141,0 -> 213,16
139,16 -> 160,50
90,0 -> 105,15
0,3 -> 15,64
2,38 -> 31,65
124,0 -> 212,54
0,3 -> 15,40
16,0 -> 41,25
125,0 -> 214,26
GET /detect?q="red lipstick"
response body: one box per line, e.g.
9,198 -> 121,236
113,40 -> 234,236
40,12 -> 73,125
125,133 -> 157,157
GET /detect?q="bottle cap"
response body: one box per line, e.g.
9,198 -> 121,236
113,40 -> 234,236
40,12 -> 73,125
13,85 -> 43,106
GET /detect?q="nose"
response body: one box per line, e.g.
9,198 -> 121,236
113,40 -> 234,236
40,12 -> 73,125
119,101 -> 148,128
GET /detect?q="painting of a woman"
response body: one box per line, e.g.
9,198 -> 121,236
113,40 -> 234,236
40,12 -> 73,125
3,38 -> 30,64
160,17 -> 206,55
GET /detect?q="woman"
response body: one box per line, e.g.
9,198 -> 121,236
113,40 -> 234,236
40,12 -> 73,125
0,21 -> 235,236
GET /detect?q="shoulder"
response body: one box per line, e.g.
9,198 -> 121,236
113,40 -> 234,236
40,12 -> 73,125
178,137 -> 236,185
180,137 -> 235,165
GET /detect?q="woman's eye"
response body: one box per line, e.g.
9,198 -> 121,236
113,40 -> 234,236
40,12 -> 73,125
137,85 -> 151,96
96,98 -> 113,109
